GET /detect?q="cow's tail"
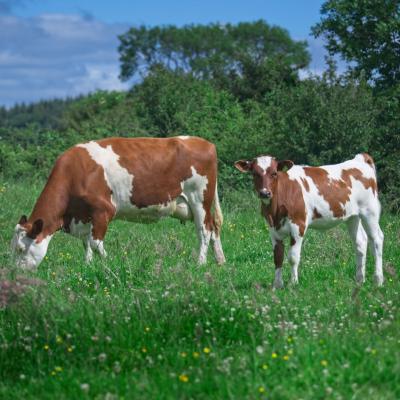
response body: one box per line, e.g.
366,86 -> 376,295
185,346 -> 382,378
213,183 -> 223,236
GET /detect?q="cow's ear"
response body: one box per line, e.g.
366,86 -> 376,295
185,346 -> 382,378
277,160 -> 294,171
18,215 -> 28,225
234,160 -> 252,173
28,219 -> 43,239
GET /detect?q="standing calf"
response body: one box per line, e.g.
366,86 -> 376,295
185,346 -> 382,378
235,154 -> 384,288
11,136 -> 225,269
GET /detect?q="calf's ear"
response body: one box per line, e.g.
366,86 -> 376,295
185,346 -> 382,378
18,215 -> 28,225
28,219 -> 43,239
234,160 -> 252,173
277,160 -> 294,171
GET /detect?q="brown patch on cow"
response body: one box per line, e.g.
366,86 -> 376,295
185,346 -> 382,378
313,208 -> 322,219
304,167 -> 351,218
274,240 -> 284,269
341,168 -> 377,195
300,178 -> 310,192
261,172 -> 306,236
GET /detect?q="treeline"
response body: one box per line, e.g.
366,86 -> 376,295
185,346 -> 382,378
0,6 -> 399,211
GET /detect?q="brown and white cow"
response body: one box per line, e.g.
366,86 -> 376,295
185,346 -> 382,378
11,136 -> 225,269
235,153 -> 384,288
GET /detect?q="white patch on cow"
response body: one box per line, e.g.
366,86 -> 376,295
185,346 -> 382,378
256,156 -> 273,174
77,141 -> 133,211
11,225 -> 53,270
178,135 -> 190,140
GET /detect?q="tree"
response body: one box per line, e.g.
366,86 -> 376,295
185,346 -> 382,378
312,0 -> 400,88
118,20 -> 310,100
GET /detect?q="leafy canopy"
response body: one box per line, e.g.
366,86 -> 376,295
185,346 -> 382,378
312,0 -> 400,88
118,20 -> 310,99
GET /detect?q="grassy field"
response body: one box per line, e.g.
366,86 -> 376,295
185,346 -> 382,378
0,181 -> 399,400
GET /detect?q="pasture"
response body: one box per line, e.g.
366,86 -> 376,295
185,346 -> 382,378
0,181 -> 399,399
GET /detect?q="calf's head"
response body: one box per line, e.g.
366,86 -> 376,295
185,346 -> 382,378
11,215 -> 49,270
234,156 -> 293,203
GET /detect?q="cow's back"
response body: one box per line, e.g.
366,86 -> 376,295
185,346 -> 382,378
64,136 -> 216,217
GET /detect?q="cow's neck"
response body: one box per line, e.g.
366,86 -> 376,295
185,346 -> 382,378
29,177 -> 69,237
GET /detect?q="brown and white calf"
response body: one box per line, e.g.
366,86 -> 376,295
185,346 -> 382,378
235,154 -> 384,288
12,136 -> 225,269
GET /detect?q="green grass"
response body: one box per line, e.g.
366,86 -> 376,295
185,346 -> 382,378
0,181 -> 399,399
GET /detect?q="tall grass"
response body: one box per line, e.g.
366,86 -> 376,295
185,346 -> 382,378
0,181 -> 399,399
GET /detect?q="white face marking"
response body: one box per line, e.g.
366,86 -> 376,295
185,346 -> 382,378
77,141 -> 133,211
256,156 -> 273,174
11,225 -> 52,270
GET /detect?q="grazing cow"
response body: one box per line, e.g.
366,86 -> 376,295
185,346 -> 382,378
235,153 -> 384,288
12,136 -> 225,269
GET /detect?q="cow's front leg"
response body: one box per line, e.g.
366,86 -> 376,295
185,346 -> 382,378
89,210 -> 112,259
288,235 -> 303,285
83,238 -> 94,263
272,237 -> 284,289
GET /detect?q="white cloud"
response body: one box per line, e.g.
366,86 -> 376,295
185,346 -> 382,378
0,13 -> 130,107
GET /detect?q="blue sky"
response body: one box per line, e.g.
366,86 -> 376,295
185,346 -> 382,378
0,0 -> 330,107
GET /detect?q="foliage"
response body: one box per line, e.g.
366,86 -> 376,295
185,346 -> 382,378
0,185 -> 399,399
118,20 -> 310,100
312,0 -> 400,88
262,74 -> 378,165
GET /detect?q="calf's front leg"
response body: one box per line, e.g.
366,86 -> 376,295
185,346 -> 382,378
272,237 -> 284,289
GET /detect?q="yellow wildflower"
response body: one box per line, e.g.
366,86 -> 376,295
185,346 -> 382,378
203,347 -> 211,354
262,364 -> 268,370
271,352 -> 278,359
192,351 -> 200,358
180,352 -> 187,358
55,366 -> 62,372
258,386 -> 266,393
321,360 -> 328,367
179,374 -> 189,383
141,347 -> 147,353
56,335 -> 63,344
44,344 -> 49,351
283,355 -> 289,361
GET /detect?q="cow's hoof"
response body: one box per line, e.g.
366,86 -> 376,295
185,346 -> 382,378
374,275 -> 384,286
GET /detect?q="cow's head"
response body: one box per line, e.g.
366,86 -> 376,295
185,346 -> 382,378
234,156 -> 293,203
11,215 -> 50,270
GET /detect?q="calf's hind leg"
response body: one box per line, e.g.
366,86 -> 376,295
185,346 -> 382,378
346,216 -> 368,284
360,212 -> 384,286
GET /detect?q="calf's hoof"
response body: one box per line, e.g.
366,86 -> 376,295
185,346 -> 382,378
273,280 -> 284,290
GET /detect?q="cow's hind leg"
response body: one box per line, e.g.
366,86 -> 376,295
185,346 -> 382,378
346,216 -> 368,284
360,211 -> 384,286
210,188 -> 225,265
185,190 -> 213,265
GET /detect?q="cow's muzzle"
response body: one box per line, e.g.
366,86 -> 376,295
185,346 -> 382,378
259,189 -> 272,199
